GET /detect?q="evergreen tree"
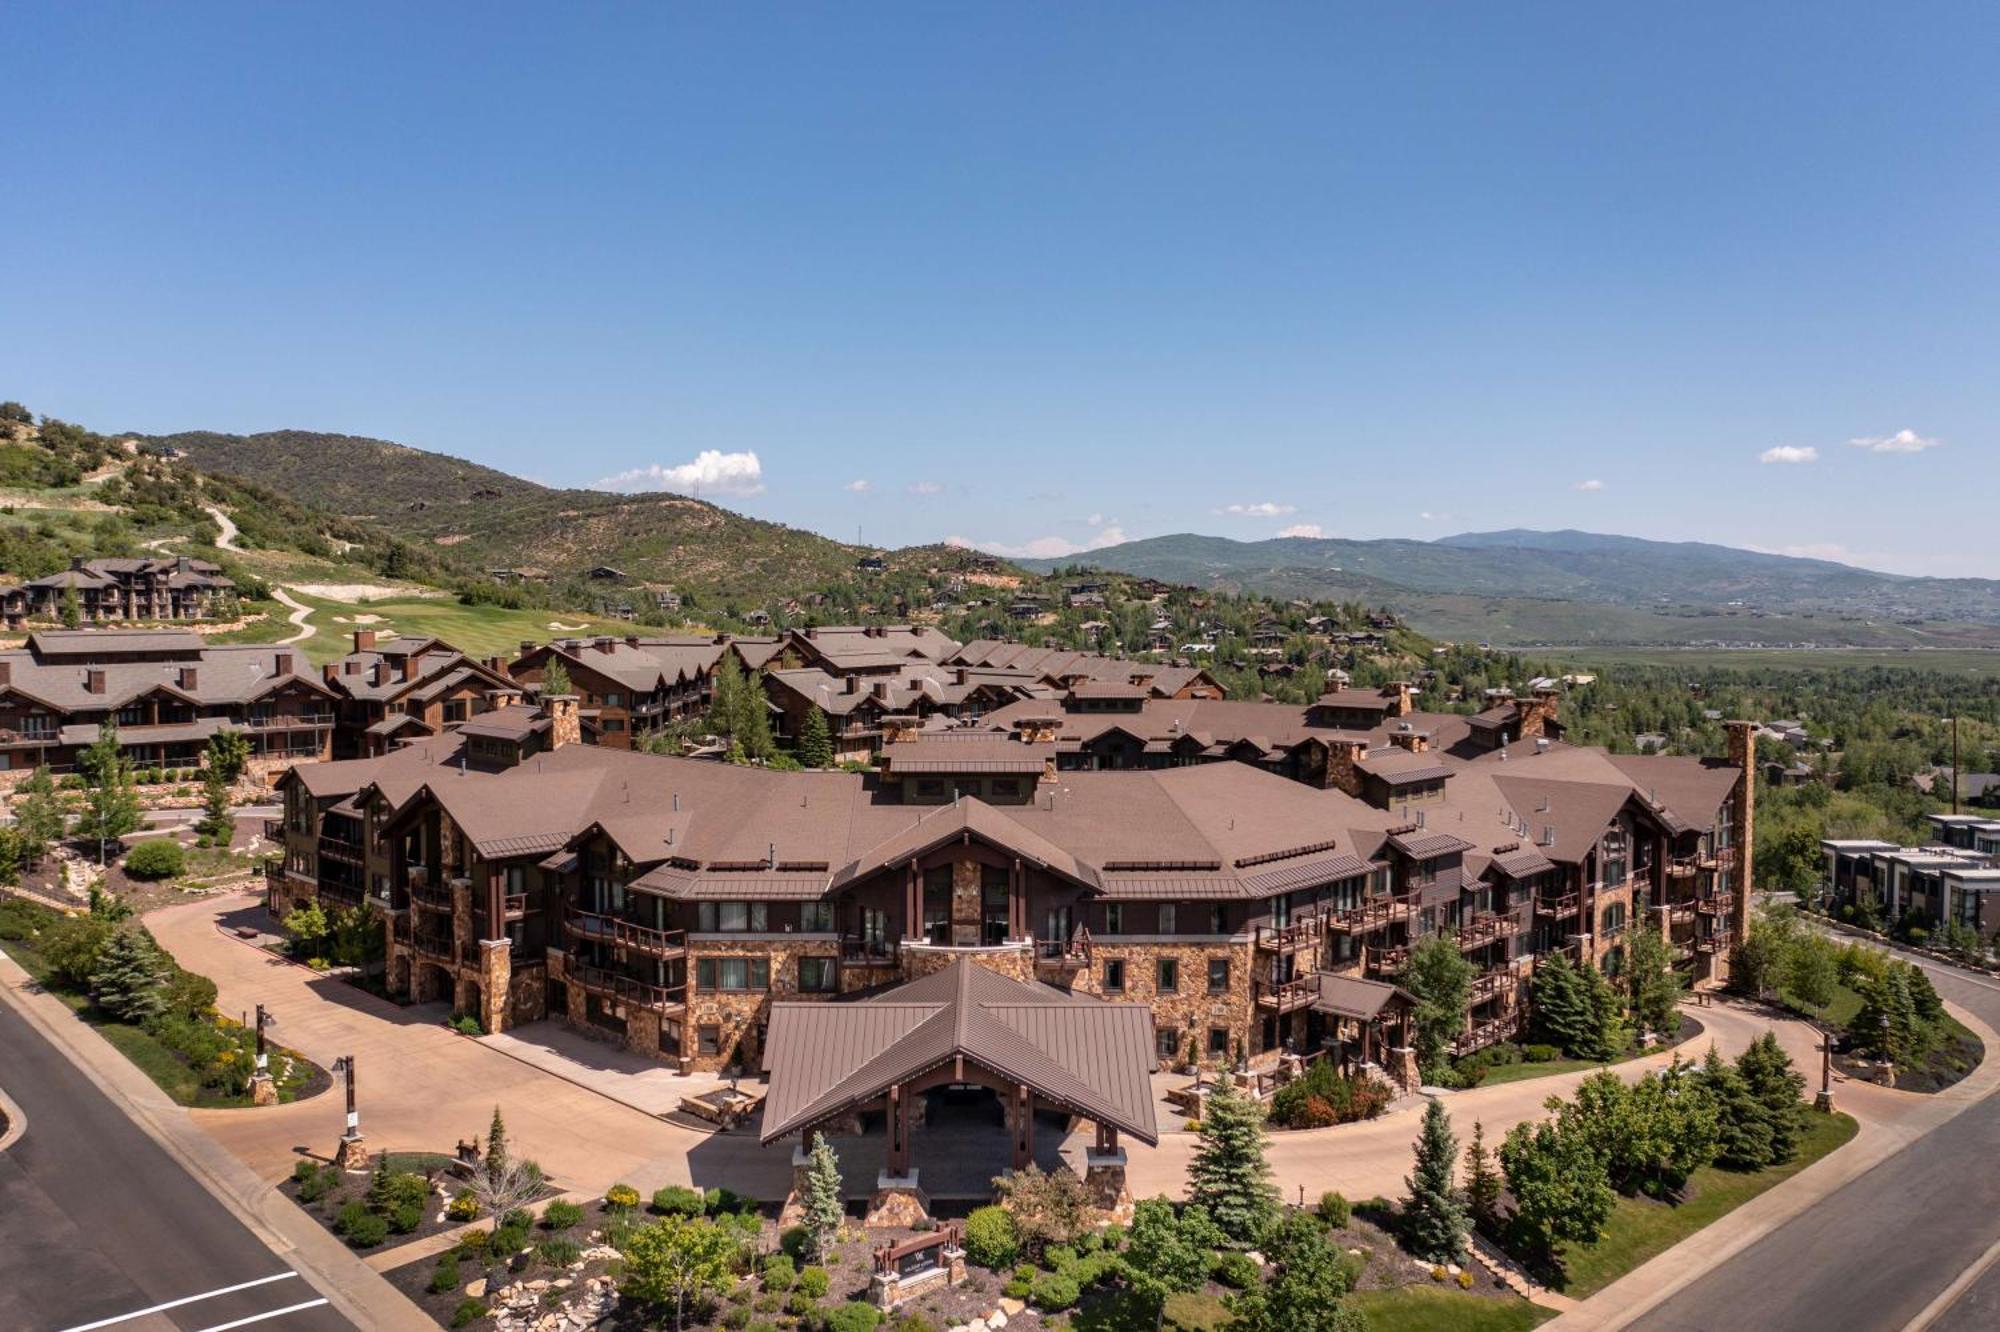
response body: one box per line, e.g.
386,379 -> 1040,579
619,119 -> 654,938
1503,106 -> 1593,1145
1401,1098 -> 1469,1263
801,1135 -> 844,1262
1530,953 -> 1625,1060
484,1105 -> 510,1180
204,729 -> 250,783
77,722 -> 142,859
542,656 -> 573,698
1185,1075 -> 1277,1245
1623,926 -> 1682,1036
1580,958 -> 1630,1060
1906,964 -> 1945,1028
90,926 -> 168,1024
198,766 -> 233,844
797,707 -> 835,768
1854,965 -> 1922,1065
1697,1045 -> 1773,1170
1404,932 -> 1474,1078
1735,1033 -> 1808,1164
13,765 -> 66,867
1463,1120 -> 1504,1236
61,583 -> 80,629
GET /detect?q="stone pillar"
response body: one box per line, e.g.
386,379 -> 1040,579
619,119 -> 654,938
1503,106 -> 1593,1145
250,1073 -> 279,1106
951,859 -> 981,945
479,938 -> 512,1034
779,1142 -> 815,1227
1084,1148 -> 1133,1225
1385,1045 -> 1421,1093
865,1170 -> 929,1227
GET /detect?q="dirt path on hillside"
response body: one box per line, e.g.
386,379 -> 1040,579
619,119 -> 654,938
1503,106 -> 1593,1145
269,587 -> 316,644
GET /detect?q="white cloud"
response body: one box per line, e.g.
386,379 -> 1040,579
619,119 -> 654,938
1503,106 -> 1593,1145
843,479 -> 872,493
1276,524 -> 1326,539
1086,513 -> 1108,527
596,450 -> 765,496
1849,428 -> 1940,454
1216,502 -> 1297,518
1574,479 -> 1605,492
1418,511 -> 1451,523
946,526 -> 1130,560
1759,445 -> 1819,464
907,480 -> 946,497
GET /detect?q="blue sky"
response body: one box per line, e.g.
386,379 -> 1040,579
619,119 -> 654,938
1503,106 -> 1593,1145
4,4 -> 1995,575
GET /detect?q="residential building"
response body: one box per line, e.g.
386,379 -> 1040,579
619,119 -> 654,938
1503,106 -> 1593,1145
2,556 -> 235,626
1822,814 -> 2000,949
508,635 -> 724,748
318,630 -> 523,758
0,629 -> 334,778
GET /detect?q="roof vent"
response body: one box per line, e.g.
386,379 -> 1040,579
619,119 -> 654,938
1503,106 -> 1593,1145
1535,737 -> 1551,752
1414,810 -> 1426,828
672,792 -> 680,811
1540,825 -> 1556,847
768,842 -> 777,869
1537,797 -> 1550,813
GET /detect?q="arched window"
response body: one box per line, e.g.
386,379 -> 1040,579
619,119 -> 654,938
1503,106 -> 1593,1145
1600,901 -> 1627,937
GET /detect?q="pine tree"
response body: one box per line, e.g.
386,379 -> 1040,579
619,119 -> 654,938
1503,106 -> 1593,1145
1402,1098 -> 1468,1263
1698,1045 -> 1773,1169
1854,965 -> 1921,1065
198,766 -> 233,844
1530,953 -> 1623,1058
205,729 -> 250,783
485,1105 -> 510,1180
1735,1033 -> 1808,1164
77,722 -> 142,859
1186,1075 -> 1277,1245
61,583 -> 80,629
542,656 -> 573,698
801,1136 -> 844,1262
798,707 -> 835,769
90,926 -> 168,1024
1580,959 -> 1630,1060
13,765 -> 66,867
1463,1120 -> 1503,1235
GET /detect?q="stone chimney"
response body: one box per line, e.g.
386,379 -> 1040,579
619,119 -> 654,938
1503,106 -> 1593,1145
871,680 -> 890,701
1386,681 -> 1414,717
546,694 -> 581,749
1724,719 -> 1757,965
85,667 -> 106,694
1515,688 -> 1561,742
1012,715 -> 1061,745
353,629 -> 378,653
880,714 -> 922,744
323,663 -> 340,686
1387,726 -> 1429,755
954,667 -> 970,686
519,640 -> 537,656
844,676 -> 860,695
594,637 -> 617,654
1323,738 -> 1368,797
69,555 -> 86,572
0,661 -> 11,687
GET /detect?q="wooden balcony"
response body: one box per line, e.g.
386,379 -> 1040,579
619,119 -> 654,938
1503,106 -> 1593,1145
263,818 -> 286,841
1451,1012 -> 1520,1057
1328,897 -> 1413,933
1536,893 -> 1581,918
1697,891 -> 1735,916
1666,857 -> 1699,879
1456,912 -> 1525,951
1254,916 -> 1323,953
1469,966 -> 1523,1006
568,960 -> 686,1014
1034,927 -> 1093,970
1253,974 -> 1318,1013
503,893 -> 530,920
842,935 -> 901,966
1366,944 -> 1410,976
564,907 -> 686,958
1697,846 -> 1737,871
1695,928 -> 1736,954
409,875 -> 454,913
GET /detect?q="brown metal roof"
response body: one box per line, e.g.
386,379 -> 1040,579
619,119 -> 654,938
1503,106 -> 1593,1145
1311,973 -> 1413,1020
760,960 -> 1158,1146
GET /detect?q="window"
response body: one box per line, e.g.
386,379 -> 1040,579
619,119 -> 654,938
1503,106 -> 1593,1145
1600,901 -> 1628,937
922,866 -> 952,943
697,957 -> 771,992
1207,1026 -> 1230,1057
1103,958 -> 1126,992
989,778 -> 1021,800
1156,957 -> 1179,993
798,957 -> 836,993
1158,903 -> 1176,935
916,779 -> 946,800
1209,905 -> 1228,935
443,699 -> 468,723
697,901 -> 768,933
1207,957 -> 1231,994
602,718 -> 625,733
982,865 -> 1010,945
1104,904 -> 1124,934
801,901 -> 834,933
698,1025 -> 722,1056
602,692 -> 623,708
1156,1027 -> 1180,1060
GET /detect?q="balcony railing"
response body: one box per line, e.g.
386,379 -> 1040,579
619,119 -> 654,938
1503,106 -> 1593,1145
1035,926 -> 1093,968
1666,857 -> 1699,879
1328,897 -> 1414,933
263,818 -> 286,841
503,893 -> 529,919
1253,974 -> 1319,1012
1469,965 -> 1525,1006
1451,1012 -> 1521,1057
243,713 -> 337,730
1695,928 -> 1736,954
1254,917 -> 1323,953
564,906 -> 687,958
409,876 -> 454,912
1536,893 -> 1581,918
1366,944 -> 1409,975
1456,912 -> 1526,951
1697,891 -> 1735,916
567,960 -> 686,1013
841,934 -> 901,965
411,930 -> 456,963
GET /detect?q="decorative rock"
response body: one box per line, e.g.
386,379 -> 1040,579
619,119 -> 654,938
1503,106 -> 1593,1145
1245,1251 -> 1266,1268
990,1310 -> 1008,1328
1447,1263 -> 1461,1276
998,1299 -> 1025,1317
465,1278 -> 487,1298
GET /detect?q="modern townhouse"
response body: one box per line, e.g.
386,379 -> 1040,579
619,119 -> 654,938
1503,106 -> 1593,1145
1822,813 -> 2000,948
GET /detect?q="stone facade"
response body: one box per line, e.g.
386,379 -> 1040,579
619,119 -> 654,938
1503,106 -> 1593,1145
1065,937 -> 1254,1067
901,942 -> 1035,984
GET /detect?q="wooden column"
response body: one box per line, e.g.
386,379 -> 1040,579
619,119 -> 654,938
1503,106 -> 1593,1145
486,866 -> 505,941
1011,1083 -> 1034,1169
905,864 -> 920,941
1094,1122 -> 1118,1154
887,1083 -> 910,1175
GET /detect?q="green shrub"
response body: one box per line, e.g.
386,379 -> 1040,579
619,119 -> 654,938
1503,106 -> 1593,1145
1317,1191 -> 1351,1228
606,1183 -> 642,1210
292,1159 -> 320,1184
1002,1273 -> 1033,1299
707,1186 -> 752,1215
964,1204 -> 1020,1270
389,1200 -> 424,1234
1100,1223 -> 1126,1250
1456,1270 -> 1475,1290
824,1302 -> 882,1332
492,1222 -> 530,1255
763,1254 -> 797,1292
538,1237 -> 582,1268
892,1315 -> 938,1332
344,1213 -> 390,1248
796,1265 -> 831,1299
500,1207 -> 533,1231
653,1184 -> 706,1217
1267,1061 -> 1391,1129
1045,1244 -> 1078,1272
1210,1250 -> 1260,1289
723,1307 -> 753,1331
123,839 -> 187,880
748,1322 -> 780,1332
1031,1271 -> 1080,1311
780,1225 -> 812,1259
451,1298 -> 489,1328
296,1165 -> 333,1203
1522,1044 -> 1561,1063
754,1293 -> 783,1313
542,1199 -> 585,1231
447,1192 -> 480,1222
457,1228 -> 491,1256
430,1253 -> 462,1294
335,1201 -> 371,1234
787,1292 -> 820,1319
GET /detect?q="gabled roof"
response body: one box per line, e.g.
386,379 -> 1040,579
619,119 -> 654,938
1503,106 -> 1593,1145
760,960 -> 1158,1146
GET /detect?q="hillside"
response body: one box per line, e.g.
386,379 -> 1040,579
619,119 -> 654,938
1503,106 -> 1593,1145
149,427 -> 866,604
1025,530 -> 2000,647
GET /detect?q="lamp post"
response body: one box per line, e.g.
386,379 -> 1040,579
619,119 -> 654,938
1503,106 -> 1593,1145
1814,1020 -> 1834,1113
332,1053 -> 366,1170
249,1003 -> 278,1106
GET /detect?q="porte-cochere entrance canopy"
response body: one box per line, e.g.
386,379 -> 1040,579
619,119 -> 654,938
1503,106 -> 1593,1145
761,960 -> 1159,1171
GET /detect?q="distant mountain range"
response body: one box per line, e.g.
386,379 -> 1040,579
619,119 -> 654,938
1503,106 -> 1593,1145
137,425 -> 2000,648
1022,530 -> 2000,648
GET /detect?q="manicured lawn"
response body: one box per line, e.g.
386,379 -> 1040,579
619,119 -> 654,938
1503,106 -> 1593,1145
1552,1111 -> 1859,1297
1475,1049 -> 1645,1087
1349,1287 -> 1556,1332
217,593 -> 640,665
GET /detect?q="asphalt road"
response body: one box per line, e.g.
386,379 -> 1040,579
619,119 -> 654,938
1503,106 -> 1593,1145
0,999 -> 352,1332
1633,948 -> 2000,1332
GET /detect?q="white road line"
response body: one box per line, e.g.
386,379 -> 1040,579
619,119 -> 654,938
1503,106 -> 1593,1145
57,1272 -> 299,1332
191,1298 -> 331,1332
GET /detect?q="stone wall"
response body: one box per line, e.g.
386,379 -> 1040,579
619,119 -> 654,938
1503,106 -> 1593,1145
1066,938 -> 1254,1067
900,943 -> 1034,983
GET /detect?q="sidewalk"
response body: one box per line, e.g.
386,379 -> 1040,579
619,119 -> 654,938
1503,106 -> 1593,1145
478,1023 -> 739,1119
0,945 -> 435,1332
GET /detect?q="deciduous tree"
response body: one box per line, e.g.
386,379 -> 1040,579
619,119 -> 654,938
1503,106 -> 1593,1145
1404,932 -> 1474,1078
